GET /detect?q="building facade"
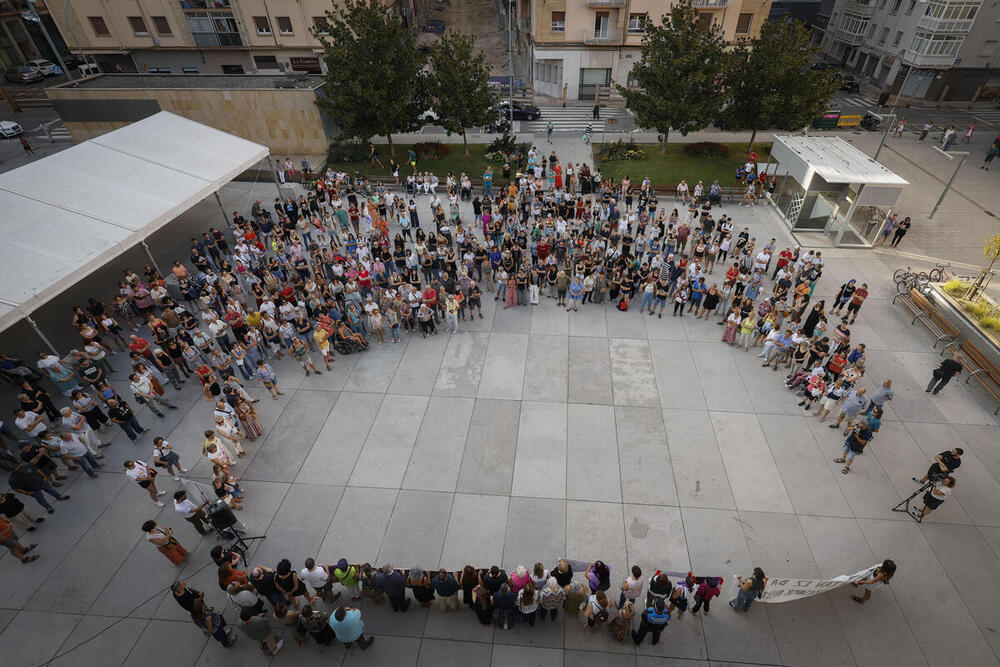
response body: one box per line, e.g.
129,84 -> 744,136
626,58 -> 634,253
47,0 -> 419,75
821,0 -> 998,103
0,0 -> 70,69
527,0 -> 772,101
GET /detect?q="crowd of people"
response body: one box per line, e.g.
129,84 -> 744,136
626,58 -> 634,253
0,143 -> 936,653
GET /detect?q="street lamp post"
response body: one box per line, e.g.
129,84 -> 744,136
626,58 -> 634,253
873,112 -> 896,161
506,0 -> 514,128
928,147 -> 969,220
22,0 -> 73,82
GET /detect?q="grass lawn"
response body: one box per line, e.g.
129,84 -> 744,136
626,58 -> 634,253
596,142 -> 773,191
325,143 -> 493,181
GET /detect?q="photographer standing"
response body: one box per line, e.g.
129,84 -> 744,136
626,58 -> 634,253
913,448 -> 963,484
919,476 -> 956,519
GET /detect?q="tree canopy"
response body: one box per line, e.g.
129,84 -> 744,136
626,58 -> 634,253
313,0 -> 427,155
717,20 -> 839,148
427,31 -> 497,155
619,0 -> 729,150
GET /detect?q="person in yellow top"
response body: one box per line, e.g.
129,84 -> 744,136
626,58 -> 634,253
444,294 -> 460,334
313,327 -> 333,370
244,311 -> 263,330
739,314 -> 757,351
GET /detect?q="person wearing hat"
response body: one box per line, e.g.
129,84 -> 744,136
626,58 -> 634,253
632,596 -> 670,645
333,559 -> 361,600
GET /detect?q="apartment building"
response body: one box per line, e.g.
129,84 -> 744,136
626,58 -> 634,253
48,0 -> 420,75
0,0 -> 70,69
821,0 -> 998,103
527,0 -> 772,101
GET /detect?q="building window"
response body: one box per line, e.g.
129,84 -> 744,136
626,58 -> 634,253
905,0 -> 915,14
313,16 -> 329,34
878,27 -> 889,44
181,67 -> 199,73
147,67 -> 171,73
128,16 -> 149,35
890,0 -> 901,14
151,16 -> 171,35
735,13 -> 753,34
88,16 -> 110,36
187,11 -> 242,47
276,16 -> 293,34
628,13 -> 647,33
893,30 -> 903,46
866,22 -> 877,38
698,12 -> 713,30
221,64 -> 244,74
253,16 -> 271,34
254,55 -> 279,69
550,11 -> 565,32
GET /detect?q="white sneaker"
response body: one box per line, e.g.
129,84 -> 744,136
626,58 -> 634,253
157,491 -> 167,496
180,468 -> 189,473
173,476 -> 180,481
273,638 -> 284,654
155,502 -> 165,507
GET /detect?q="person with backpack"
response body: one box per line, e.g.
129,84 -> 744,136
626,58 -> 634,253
632,597 -> 670,645
583,590 -> 610,631
730,567 -> 767,612
608,600 -> 635,642
835,422 -> 873,474
850,559 -> 896,604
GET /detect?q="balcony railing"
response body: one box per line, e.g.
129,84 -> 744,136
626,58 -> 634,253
903,48 -> 958,68
585,0 -> 626,7
690,0 -> 730,7
842,0 -> 876,16
917,15 -> 975,33
583,28 -> 624,44
833,26 -> 866,45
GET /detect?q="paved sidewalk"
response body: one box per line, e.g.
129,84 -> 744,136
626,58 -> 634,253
1,175 -> 999,667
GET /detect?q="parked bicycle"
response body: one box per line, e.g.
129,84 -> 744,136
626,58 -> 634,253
893,262 -> 952,294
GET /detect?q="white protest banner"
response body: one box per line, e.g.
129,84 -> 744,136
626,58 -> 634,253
755,563 -> 881,603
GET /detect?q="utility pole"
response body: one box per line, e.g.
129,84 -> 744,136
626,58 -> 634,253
929,148 -> 969,220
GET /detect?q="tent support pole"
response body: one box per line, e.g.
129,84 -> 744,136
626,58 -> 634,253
265,156 -> 282,193
25,315 -> 60,356
140,241 -> 164,277
214,191 -> 235,231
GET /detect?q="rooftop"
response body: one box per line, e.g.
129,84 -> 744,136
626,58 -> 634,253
774,134 -> 909,186
50,73 -> 325,91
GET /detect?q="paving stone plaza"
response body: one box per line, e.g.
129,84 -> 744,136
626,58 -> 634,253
2,131 -> 1000,667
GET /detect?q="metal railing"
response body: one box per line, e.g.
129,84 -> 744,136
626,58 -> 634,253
903,48 -> 959,68
842,0 -> 876,16
583,28 -> 624,44
917,15 -> 975,33
690,0 -> 730,6
585,0 -> 626,6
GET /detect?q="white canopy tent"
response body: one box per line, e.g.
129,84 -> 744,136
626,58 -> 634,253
0,111 -> 269,339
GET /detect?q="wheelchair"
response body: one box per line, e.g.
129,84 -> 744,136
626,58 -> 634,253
334,336 -> 367,355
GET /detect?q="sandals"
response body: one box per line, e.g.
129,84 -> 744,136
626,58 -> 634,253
851,595 -> 864,604
21,555 -> 39,564
834,458 -> 845,463
842,466 -> 850,474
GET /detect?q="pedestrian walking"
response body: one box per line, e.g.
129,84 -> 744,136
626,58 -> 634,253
20,135 -> 35,157
546,120 -> 554,144
850,559 -> 896,604
593,101 -> 600,120
142,519 -> 188,565
729,567 -> 767,613
890,217 -> 911,247
926,358 -> 963,394
328,605 -> 375,650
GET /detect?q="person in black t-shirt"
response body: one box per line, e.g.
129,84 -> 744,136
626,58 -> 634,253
926,358 -> 963,394
913,448 -> 963,484
171,580 -> 205,612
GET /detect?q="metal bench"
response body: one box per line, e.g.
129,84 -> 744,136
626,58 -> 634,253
892,288 -> 960,348
951,340 -> 1000,415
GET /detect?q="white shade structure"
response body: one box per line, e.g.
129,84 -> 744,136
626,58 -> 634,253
0,111 -> 268,333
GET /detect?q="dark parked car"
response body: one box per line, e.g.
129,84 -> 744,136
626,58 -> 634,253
4,66 -> 43,84
838,74 -> 860,93
810,62 -> 835,71
496,100 -> 541,121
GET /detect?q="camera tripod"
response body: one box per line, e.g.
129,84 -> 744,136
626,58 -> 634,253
214,524 -> 267,567
892,480 -> 933,523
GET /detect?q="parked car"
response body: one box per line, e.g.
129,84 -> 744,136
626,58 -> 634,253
810,62 -> 835,71
496,100 -> 541,121
838,74 -> 861,93
25,59 -> 57,76
0,120 -> 23,138
4,66 -> 43,84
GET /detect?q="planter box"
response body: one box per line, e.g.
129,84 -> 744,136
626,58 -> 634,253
926,285 -> 1000,365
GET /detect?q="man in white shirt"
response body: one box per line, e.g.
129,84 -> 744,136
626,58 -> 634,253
129,372 -> 177,418
60,407 -> 104,454
48,432 -> 100,478
14,409 -> 47,440
300,558 -> 341,603
173,490 -> 210,535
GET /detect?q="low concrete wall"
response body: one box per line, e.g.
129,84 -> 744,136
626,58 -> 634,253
46,85 -> 329,156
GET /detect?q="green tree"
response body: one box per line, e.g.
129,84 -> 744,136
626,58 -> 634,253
718,20 -> 839,150
618,0 -> 729,152
427,31 -> 497,156
313,0 -> 427,156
